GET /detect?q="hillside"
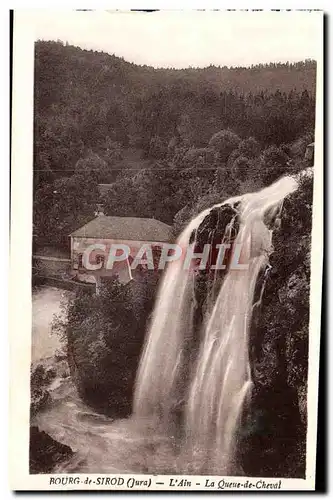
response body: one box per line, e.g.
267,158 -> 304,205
33,40 -> 316,247
34,41 -> 316,178
33,40 -> 316,478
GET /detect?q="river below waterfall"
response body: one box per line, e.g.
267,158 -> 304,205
31,172 -> 306,476
32,287 -> 66,362
31,286 -> 180,474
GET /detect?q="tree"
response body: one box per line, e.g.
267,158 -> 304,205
75,149 -> 110,183
237,137 -> 261,158
53,275 -> 159,416
183,147 -> 215,166
208,129 -> 241,162
288,132 -> 314,160
103,136 -> 123,163
103,177 -> 139,218
34,172 -> 99,249
258,146 -> 290,185
177,113 -> 195,146
149,135 -> 167,159
231,155 -> 251,182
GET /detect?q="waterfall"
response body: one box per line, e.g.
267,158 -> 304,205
133,174 -> 298,473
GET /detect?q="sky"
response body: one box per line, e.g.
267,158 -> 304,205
33,10 -> 323,69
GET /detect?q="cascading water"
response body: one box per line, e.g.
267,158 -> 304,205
33,173 -> 307,474
134,174 -> 298,473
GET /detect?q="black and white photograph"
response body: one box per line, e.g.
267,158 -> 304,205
9,9 -> 323,491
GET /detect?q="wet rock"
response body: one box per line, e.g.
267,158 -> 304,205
30,388 -> 52,417
278,270 -> 310,317
29,426 -> 74,473
242,176 -> 313,478
191,203 -> 240,302
193,204 -> 240,250
30,364 -> 56,417
190,203 -> 241,348
30,359 -> 71,416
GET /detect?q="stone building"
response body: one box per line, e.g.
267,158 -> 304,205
69,215 -> 173,286
304,142 -> 315,165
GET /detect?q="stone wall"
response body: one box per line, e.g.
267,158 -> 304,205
32,255 -> 71,279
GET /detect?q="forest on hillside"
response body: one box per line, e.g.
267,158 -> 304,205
33,40 -> 316,248
31,40 -> 316,477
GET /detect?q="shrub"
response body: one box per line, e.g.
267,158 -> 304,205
54,275 -> 160,417
209,129 -> 241,162
258,145 -> 290,184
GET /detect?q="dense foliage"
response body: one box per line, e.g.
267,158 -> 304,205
53,273 -> 160,416
33,41 -> 315,246
37,40 -> 316,477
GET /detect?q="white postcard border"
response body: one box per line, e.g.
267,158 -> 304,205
9,9 -> 324,492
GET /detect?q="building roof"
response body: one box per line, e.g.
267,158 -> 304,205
70,215 -> 173,242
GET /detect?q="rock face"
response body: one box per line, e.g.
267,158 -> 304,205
191,203 -> 240,343
29,426 -> 74,474
241,174 -> 313,478
31,389 -> 52,417
30,364 -> 56,417
190,203 -> 240,247
30,360 -> 69,417
186,175 -> 312,478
